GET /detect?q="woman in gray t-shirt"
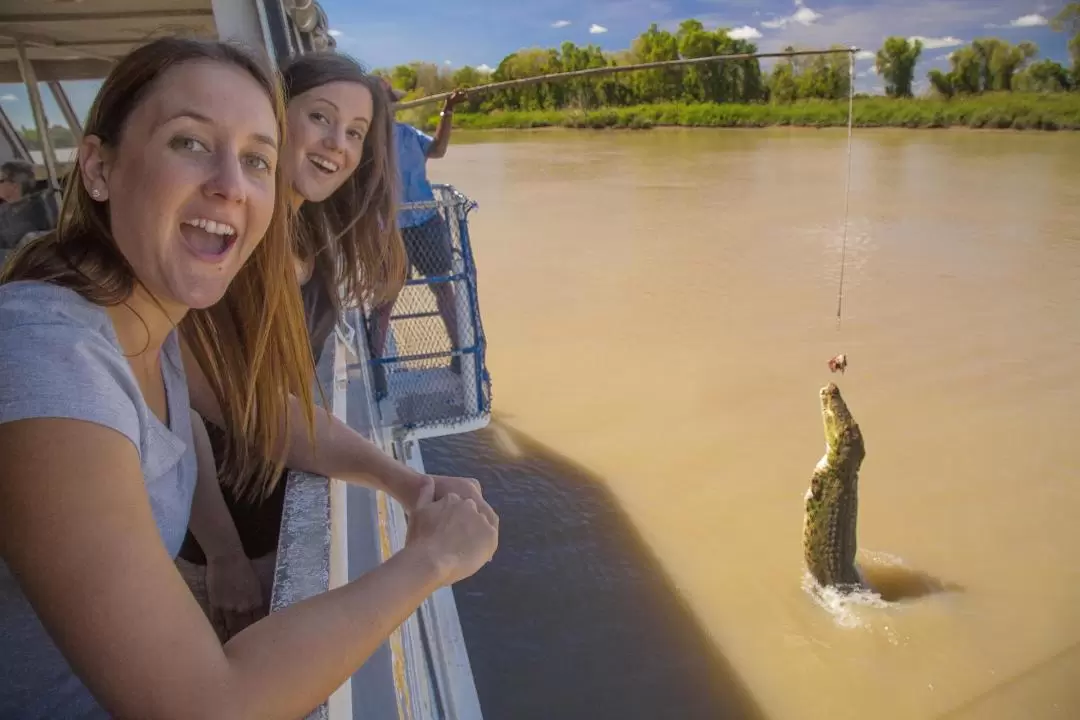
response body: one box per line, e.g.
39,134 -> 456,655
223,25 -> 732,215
0,37 -> 497,719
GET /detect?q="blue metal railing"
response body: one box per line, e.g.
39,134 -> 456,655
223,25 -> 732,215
364,184 -> 492,437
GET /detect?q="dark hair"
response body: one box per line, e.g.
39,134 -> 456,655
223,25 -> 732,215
1,159 -> 36,196
279,51 -> 407,310
0,37 -> 318,501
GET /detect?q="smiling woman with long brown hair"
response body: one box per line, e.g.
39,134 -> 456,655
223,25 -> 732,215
173,51 -> 472,641
0,38 -> 498,719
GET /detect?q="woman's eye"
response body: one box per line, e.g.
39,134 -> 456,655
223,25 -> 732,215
309,112 -> 329,124
171,136 -> 210,153
348,129 -> 365,141
244,154 -> 272,173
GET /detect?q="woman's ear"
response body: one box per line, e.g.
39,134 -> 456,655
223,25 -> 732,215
78,134 -> 111,202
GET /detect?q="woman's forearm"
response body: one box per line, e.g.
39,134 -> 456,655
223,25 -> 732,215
222,544 -> 443,718
182,342 -> 425,507
285,395 -> 426,504
187,411 -> 246,561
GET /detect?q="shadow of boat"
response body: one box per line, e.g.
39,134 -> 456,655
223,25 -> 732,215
421,418 -> 765,720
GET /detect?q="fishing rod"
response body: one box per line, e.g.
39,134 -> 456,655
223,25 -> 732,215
393,47 -> 861,110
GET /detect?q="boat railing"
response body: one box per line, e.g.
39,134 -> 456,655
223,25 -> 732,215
360,183 -> 492,442
275,300 -> 484,720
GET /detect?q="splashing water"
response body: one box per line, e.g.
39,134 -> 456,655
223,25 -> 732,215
802,549 -> 960,644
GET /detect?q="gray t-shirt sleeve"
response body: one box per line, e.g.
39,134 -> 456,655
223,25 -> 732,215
0,286 -> 142,452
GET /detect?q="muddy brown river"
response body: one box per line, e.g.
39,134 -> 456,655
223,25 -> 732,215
421,127 -> 1080,720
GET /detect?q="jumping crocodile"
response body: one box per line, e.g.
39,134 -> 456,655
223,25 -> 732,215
803,382 -> 866,592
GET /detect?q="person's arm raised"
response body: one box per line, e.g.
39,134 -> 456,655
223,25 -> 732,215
0,417 -> 491,720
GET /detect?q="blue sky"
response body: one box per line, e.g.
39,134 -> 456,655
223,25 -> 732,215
322,0 -> 1072,79
1,0 -> 1074,130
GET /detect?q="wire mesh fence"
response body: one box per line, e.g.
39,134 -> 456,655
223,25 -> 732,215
363,184 -> 491,435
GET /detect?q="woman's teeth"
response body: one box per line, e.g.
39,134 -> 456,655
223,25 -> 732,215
184,217 -> 237,237
182,217 -> 237,256
309,155 -> 340,174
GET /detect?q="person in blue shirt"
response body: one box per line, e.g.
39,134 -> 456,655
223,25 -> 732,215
370,80 -> 467,386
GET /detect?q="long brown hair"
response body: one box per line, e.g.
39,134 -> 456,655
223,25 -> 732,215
0,37 -> 316,502
280,51 -> 407,310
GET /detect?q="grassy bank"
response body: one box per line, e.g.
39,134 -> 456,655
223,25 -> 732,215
412,93 -> 1080,132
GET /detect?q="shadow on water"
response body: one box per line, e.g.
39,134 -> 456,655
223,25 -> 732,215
421,419 -> 765,720
857,556 -> 966,603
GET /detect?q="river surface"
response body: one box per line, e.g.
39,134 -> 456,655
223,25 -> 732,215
419,127 -> 1080,720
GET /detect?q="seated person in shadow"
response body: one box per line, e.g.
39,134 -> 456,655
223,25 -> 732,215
0,161 -> 60,263
0,160 -> 36,206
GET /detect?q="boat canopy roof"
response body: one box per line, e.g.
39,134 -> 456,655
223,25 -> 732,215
0,0 -> 335,84
0,0 -> 334,176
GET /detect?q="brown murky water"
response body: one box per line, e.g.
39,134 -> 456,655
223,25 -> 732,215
423,128 -> 1080,720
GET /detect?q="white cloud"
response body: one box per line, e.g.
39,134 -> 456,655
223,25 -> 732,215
909,35 -> 964,50
985,13 -> 1049,29
761,0 -> 822,30
444,60 -> 452,65
328,29 -> 343,38
754,1 -> 998,76
589,24 -> 608,34
855,50 -> 875,60
0,94 -> 17,103
1010,13 -> 1048,27
727,25 -> 762,41
477,64 -> 494,73
551,20 -> 571,29
792,4 -> 822,26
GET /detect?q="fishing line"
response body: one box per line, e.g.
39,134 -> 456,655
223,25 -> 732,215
836,48 -> 857,329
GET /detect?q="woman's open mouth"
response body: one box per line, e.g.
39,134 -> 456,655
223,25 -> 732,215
180,217 -> 238,261
308,154 -> 340,175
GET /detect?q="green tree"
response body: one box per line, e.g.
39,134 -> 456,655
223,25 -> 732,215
926,38 -> 1039,96
450,66 -> 491,112
927,69 -> 955,98
451,65 -> 489,88
630,23 -> 681,103
976,38 -> 1037,90
1051,2 -> 1080,80
1013,59 -> 1073,92
876,37 -> 923,97
770,46 -> 850,101
768,47 -> 799,103
391,64 -> 418,92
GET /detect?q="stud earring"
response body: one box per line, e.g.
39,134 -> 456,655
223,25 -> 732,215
91,189 -> 101,199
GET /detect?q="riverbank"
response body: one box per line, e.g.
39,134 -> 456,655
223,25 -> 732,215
412,93 -> 1080,132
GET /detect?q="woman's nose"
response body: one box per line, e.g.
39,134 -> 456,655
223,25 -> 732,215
204,155 -> 246,204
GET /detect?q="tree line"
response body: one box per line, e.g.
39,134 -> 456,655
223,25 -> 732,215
378,4 -> 1080,112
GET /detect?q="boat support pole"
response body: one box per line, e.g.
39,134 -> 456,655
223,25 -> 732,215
13,41 -> 60,195
47,81 -> 82,143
